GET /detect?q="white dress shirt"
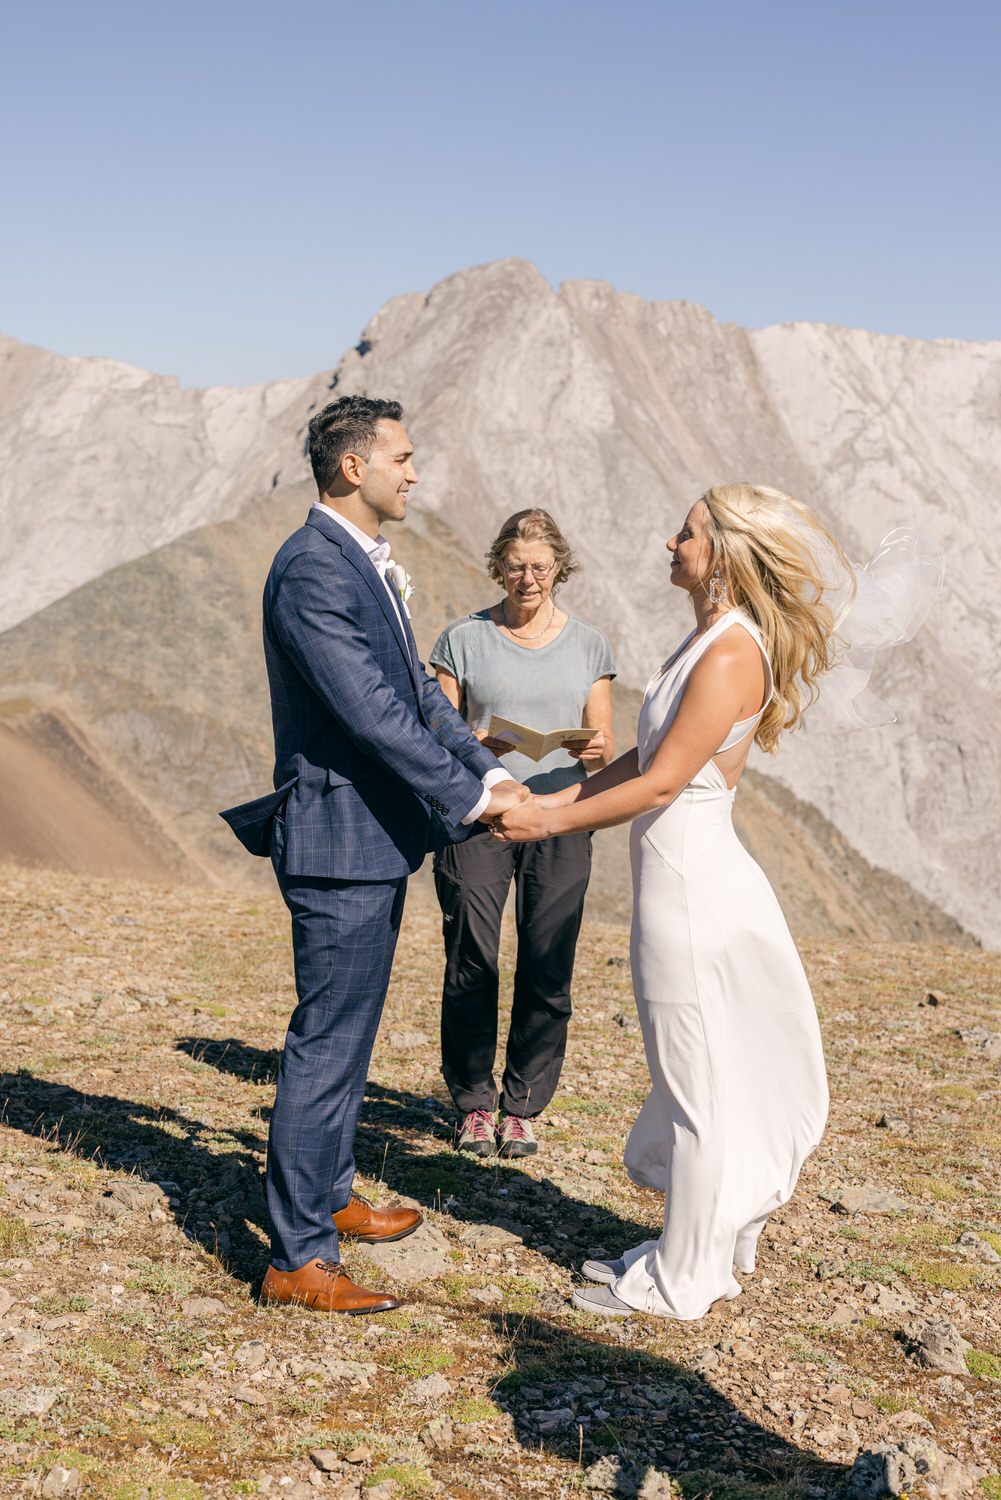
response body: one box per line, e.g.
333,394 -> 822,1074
311,502 -> 508,823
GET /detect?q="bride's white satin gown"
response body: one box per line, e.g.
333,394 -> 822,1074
611,609 -> 829,1319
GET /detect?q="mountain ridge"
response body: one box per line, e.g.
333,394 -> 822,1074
1,258 -> 996,939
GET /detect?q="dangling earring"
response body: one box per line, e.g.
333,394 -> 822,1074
709,567 -> 727,605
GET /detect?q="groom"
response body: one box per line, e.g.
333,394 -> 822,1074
222,395 -> 526,1314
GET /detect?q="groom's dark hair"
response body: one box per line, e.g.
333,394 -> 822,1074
308,395 -> 404,495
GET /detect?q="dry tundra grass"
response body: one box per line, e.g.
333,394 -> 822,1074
0,866 -> 999,1500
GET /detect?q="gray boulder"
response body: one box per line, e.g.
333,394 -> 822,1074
848,1437 -> 976,1499
904,1319 -> 972,1375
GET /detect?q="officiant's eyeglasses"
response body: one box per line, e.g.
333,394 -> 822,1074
501,560 -> 558,580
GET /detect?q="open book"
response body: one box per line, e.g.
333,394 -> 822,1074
487,715 -> 594,763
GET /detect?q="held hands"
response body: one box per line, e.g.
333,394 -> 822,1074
489,793 -> 554,843
477,779 -> 532,822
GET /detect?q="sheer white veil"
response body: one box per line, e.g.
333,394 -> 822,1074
806,526 -> 946,731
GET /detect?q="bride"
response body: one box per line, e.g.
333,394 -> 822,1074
493,483 -> 863,1319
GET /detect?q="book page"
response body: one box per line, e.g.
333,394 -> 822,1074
487,715 -> 594,763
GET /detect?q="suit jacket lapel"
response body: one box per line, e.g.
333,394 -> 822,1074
305,509 -> 420,693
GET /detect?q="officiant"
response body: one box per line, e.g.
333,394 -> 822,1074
429,508 -> 615,1159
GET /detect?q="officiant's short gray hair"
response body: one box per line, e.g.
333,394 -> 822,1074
486,509 -> 579,592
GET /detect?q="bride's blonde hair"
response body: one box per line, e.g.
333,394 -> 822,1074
700,484 -> 855,753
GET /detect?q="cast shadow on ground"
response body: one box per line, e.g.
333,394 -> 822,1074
0,1067 -> 847,1494
0,1066 -> 272,1279
174,1035 -> 659,1273
477,1311 -> 846,1496
1,1052 -> 655,1288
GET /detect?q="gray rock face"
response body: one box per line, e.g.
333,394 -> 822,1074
1,1384 -> 59,1416
956,1230 -> 1001,1264
41,1469 -> 80,1498
582,1457 -> 678,1498
363,1221 -> 452,1282
329,263 -> 1001,944
954,1025 -> 1001,1058
822,1185 -> 909,1214
308,1451 -> 341,1473
848,1437 -> 976,1499
905,1318 -> 972,1374
419,1414 -> 454,1451
107,1180 -> 166,1212
180,1296 -> 228,1319
406,1373 -> 451,1401
458,1223 -> 524,1249
0,334 -> 328,635
2,259 -> 998,940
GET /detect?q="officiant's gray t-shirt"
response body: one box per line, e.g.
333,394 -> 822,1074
429,611 -> 616,793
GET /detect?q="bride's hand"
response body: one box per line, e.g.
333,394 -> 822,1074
490,797 -> 555,843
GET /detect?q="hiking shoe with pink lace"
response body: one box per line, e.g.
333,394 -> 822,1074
498,1113 -> 537,1158
458,1109 -> 497,1157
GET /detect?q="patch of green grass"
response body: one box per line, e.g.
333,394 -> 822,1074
384,1340 -> 454,1379
558,1096 -> 614,1115
980,1477 -> 1001,1500
376,1308 -> 425,1331
500,1276 -> 547,1314
125,1256 -> 194,1298
0,1416 -> 43,1444
35,1293 -> 92,1314
145,1411 -> 216,1450
449,1396 -> 502,1424
900,1174 -> 964,1202
892,1223 -> 955,1247
902,1258 -> 987,1289
365,1463 -> 432,1497
492,1360 -> 553,1395
843,1259 -> 899,1284
437,1272 -> 485,1299
0,1211 -> 32,1255
976,1228 -> 1001,1256
28,1451 -> 203,1500
870,1388 -> 914,1415
782,1334 -> 843,1372
115,1476 -> 203,1500
82,1332 -> 146,1370
966,1349 -> 1001,1382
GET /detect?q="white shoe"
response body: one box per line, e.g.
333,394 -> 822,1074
571,1283 -> 634,1316
580,1257 -> 627,1284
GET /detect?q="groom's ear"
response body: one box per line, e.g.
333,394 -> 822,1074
340,449 -> 366,487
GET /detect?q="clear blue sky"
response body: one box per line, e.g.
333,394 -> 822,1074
1,0 -> 997,387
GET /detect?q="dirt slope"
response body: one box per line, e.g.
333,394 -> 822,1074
0,484 -> 972,943
0,702 -> 204,883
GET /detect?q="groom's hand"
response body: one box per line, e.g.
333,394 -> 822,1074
477,779 -> 530,821
490,796 -> 552,843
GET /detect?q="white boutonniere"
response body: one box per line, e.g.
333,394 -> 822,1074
386,561 -> 415,615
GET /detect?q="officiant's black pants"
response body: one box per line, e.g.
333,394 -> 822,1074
433,825 -> 592,1118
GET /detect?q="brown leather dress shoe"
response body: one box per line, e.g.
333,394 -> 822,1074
332,1192 -> 422,1243
260,1259 -> 399,1315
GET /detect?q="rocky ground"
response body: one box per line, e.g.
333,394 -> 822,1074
1,866 -> 999,1500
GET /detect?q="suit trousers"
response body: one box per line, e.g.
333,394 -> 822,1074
433,825 -> 592,1118
269,818 -> 406,1271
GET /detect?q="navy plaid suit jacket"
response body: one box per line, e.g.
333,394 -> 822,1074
222,508 -> 501,880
